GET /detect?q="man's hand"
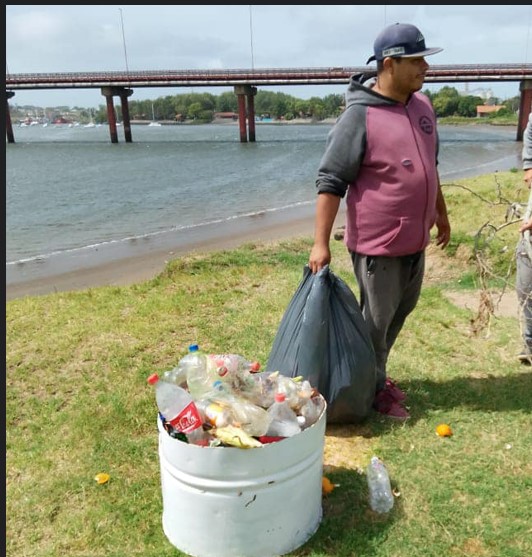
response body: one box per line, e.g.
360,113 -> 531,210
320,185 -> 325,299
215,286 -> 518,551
524,168 -> 532,185
434,213 -> 451,249
308,244 -> 331,274
519,217 -> 532,234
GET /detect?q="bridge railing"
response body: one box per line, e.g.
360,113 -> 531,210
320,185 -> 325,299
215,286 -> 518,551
5,64 -> 532,88
6,63 -> 532,79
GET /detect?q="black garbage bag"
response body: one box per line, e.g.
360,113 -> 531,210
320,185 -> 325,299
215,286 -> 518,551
266,265 -> 377,423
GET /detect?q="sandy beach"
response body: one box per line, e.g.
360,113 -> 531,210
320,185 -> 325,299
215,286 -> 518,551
6,205 -> 346,301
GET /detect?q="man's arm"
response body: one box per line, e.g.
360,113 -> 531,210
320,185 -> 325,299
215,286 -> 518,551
524,114 -> 532,183
434,176 -> 451,249
308,193 -> 341,273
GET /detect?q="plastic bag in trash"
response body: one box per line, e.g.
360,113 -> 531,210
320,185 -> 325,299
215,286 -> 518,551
266,265 -> 377,424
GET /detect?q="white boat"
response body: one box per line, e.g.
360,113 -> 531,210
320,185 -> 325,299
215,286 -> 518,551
84,109 -> 96,128
148,103 -> 162,126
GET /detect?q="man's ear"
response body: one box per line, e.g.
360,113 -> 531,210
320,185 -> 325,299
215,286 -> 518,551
382,57 -> 395,72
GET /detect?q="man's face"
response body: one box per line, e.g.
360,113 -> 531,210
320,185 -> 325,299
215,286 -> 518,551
390,56 -> 430,95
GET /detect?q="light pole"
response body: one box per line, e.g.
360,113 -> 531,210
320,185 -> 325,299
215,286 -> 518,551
249,5 -> 255,70
119,8 -> 130,75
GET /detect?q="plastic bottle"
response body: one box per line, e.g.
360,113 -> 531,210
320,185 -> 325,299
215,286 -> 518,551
197,380 -> 272,437
197,399 -> 234,429
366,456 -> 394,513
299,395 -> 326,429
161,365 -> 188,388
248,371 -> 301,409
266,392 -> 302,437
208,353 -> 261,378
207,353 -> 262,399
181,344 -> 217,400
147,373 -> 207,446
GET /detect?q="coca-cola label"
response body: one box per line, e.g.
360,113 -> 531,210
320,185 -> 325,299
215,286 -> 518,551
168,402 -> 202,433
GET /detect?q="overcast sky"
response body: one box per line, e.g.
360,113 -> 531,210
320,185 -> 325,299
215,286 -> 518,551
6,4 -> 532,108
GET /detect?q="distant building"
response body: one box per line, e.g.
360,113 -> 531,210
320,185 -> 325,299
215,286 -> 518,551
214,112 -> 238,120
52,116 -> 72,124
476,105 -> 505,118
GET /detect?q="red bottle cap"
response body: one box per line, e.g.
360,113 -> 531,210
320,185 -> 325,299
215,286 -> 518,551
274,392 -> 286,403
147,373 -> 159,385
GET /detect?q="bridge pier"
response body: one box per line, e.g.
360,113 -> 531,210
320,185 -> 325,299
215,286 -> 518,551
6,91 -> 15,144
101,87 -> 133,143
517,80 -> 532,141
234,85 -> 257,142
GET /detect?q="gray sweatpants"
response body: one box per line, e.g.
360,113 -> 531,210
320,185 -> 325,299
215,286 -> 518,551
516,237 -> 532,353
350,251 -> 425,391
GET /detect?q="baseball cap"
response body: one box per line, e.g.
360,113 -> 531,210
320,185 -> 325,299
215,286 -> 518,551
366,23 -> 442,64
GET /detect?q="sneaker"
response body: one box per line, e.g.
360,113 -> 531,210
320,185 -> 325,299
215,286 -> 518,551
517,351 -> 532,365
384,378 -> 406,402
373,389 -> 410,420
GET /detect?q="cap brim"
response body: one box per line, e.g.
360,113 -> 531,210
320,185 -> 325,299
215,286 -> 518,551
366,46 -> 442,65
400,47 -> 443,58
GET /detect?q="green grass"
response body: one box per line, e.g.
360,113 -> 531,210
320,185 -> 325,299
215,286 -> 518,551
6,171 -> 531,557
437,115 -> 519,126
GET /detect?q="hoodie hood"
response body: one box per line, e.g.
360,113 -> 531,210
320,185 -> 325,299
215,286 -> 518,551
345,72 -> 398,109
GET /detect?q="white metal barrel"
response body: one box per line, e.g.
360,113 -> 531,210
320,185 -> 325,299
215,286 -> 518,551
156,400 -> 326,557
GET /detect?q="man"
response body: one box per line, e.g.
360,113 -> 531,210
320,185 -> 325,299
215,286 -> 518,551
516,112 -> 532,364
308,23 -> 451,419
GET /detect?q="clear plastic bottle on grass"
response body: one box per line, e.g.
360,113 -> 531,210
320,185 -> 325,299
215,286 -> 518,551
366,456 -> 394,513
147,373 -> 207,446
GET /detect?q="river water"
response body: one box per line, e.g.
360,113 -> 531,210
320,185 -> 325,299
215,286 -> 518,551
6,122 -> 522,286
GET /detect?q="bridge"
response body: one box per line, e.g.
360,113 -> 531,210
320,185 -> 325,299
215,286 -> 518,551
6,63 -> 532,143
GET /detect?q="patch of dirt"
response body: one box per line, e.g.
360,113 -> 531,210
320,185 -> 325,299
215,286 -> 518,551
332,232 -> 518,319
424,242 -> 471,285
444,289 -> 518,319
425,243 -> 518,319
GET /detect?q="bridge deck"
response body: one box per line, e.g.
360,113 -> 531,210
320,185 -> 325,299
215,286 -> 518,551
6,64 -> 532,90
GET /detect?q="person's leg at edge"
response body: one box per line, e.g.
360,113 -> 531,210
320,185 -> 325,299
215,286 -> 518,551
516,239 -> 532,363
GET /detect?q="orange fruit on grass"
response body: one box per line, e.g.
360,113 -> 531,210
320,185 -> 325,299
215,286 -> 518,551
435,423 -> 453,437
322,476 -> 335,494
94,472 -> 110,484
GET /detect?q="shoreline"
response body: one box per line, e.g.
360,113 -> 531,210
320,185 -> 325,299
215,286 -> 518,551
6,125 -> 521,302
6,205 -> 345,301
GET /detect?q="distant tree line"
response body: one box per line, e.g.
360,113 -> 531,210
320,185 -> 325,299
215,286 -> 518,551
423,86 -> 519,118
92,90 -> 347,123
41,86 -> 519,124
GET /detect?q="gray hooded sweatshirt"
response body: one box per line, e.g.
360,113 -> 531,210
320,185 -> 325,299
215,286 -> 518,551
316,73 -> 440,257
